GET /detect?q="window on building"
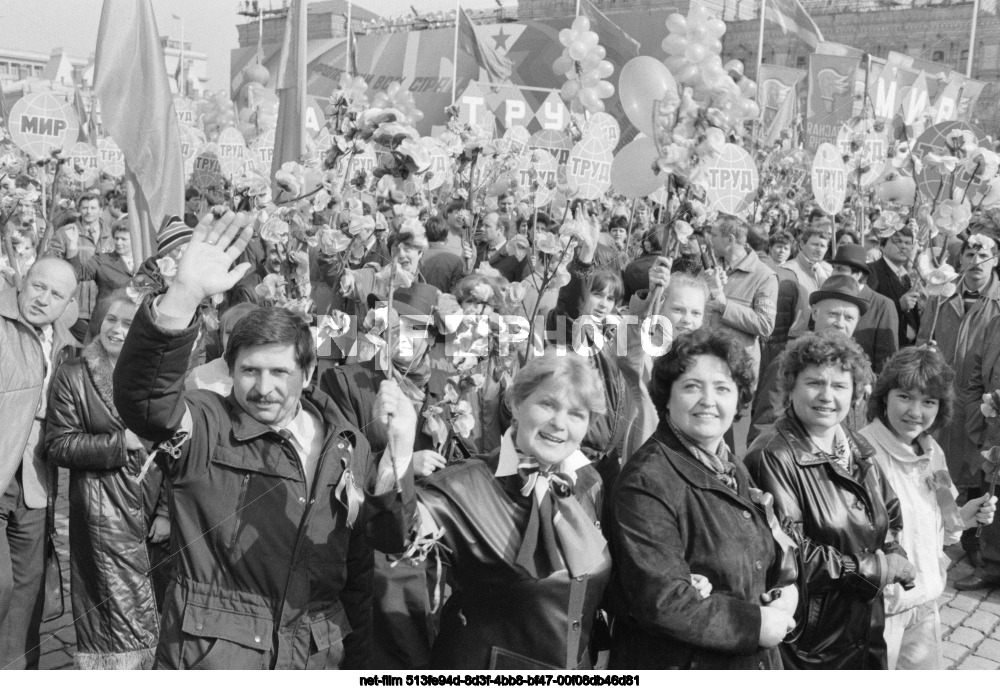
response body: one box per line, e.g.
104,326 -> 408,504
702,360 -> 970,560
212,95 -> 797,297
932,50 -> 945,63
796,55 -> 806,69
0,62 -> 7,75
34,65 -> 42,75
960,49 -> 969,70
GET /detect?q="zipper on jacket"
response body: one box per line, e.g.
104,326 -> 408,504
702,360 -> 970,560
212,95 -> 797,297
229,473 -> 251,550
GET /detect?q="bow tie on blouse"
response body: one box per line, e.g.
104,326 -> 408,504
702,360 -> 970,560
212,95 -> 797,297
512,454 -> 609,579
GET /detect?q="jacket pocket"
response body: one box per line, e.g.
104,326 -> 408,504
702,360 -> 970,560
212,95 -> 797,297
180,602 -> 273,669
304,611 -> 352,670
796,591 -> 827,653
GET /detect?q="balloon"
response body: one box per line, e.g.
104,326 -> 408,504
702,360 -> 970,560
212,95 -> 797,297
687,1 -> 709,25
572,15 -> 591,33
707,38 -> 723,55
580,87 -> 601,112
724,60 -> 745,77
611,137 -> 666,198
688,23 -> 708,42
237,122 -> 256,140
662,34 -> 689,56
597,81 -> 615,99
740,79 -> 757,98
743,100 -> 761,119
581,31 -> 599,47
569,41 -> 590,61
582,54 -> 602,71
664,56 -> 688,73
677,63 -> 699,84
387,82 -> 400,98
559,28 -> 574,46
684,43 -> 707,64
619,56 -> 679,139
561,79 -> 581,101
706,18 -> 727,38
597,60 -> 614,79
581,72 -> 601,89
553,55 -> 574,75
243,63 -> 270,86
372,93 -> 389,108
411,109 -> 424,122
665,13 -> 688,34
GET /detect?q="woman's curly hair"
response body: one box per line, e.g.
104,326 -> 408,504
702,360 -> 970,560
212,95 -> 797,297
649,328 -> 756,425
777,332 -> 873,408
866,345 -> 955,435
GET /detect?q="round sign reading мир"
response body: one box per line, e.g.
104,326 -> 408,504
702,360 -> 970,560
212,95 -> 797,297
811,142 -> 848,216
701,143 -> 759,216
565,136 -> 613,200
913,120 -> 991,205
8,92 -> 80,160
97,137 -> 125,177
64,142 -> 100,184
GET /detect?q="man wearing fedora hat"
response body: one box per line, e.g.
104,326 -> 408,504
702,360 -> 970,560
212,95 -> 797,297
830,244 -> 899,374
749,274 -> 870,443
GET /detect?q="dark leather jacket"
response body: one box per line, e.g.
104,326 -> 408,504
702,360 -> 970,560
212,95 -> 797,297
607,423 -> 796,670
113,301 -> 417,669
745,412 -> 906,670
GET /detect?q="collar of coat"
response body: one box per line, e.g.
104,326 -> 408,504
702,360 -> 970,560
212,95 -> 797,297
649,420 -> 751,497
224,384 -> 358,450
82,339 -> 124,425
774,409 -> 876,472
0,285 -> 78,353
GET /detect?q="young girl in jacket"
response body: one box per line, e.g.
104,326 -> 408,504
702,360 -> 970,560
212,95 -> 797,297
859,346 -> 996,669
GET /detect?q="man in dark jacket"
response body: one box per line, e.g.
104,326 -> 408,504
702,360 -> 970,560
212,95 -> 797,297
113,212 -> 417,669
0,258 -> 78,669
63,223 -> 137,341
866,227 -> 920,347
829,244 -> 898,373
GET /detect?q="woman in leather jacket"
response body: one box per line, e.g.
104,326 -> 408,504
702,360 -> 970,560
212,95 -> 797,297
607,329 -> 799,669
377,350 -> 611,669
745,332 -> 917,669
45,292 -> 166,669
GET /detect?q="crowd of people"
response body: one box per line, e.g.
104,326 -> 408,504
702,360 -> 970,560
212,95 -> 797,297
2,167 -> 1000,672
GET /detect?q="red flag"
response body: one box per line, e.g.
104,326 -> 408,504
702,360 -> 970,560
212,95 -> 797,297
457,6 -> 512,85
758,64 -> 806,146
271,0 -> 308,186
580,0 -> 640,61
765,0 -> 824,50
72,86 -> 89,143
94,0 -> 185,264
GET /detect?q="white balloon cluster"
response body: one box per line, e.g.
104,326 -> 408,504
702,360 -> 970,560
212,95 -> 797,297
660,1 -> 759,130
551,16 -> 615,114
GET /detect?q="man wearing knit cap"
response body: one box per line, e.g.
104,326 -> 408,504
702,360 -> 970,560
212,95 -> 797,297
156,215 -> 194,260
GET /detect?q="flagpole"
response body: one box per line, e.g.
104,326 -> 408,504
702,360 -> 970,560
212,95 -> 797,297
967,0 -> 979,77
179,19 -> 185,97
756,0 -> 766,81
452,0 -> 461,103
345,1 -> 352,74
576,0 -> 581,16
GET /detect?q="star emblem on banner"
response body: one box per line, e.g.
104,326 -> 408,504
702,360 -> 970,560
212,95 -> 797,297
493,27 -> 510,51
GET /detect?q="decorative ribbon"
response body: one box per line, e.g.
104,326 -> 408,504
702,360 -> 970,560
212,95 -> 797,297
514,458 -> 609,579
925,468 -> 965,534
749,487 -> 799,588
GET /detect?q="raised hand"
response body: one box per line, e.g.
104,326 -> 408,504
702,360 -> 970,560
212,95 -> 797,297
170,211 -> 254,304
